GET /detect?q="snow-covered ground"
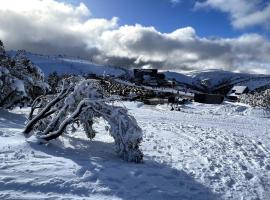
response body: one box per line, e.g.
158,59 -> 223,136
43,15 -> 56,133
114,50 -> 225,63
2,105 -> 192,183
0,101 -> 270,200
7,51 -> 127,77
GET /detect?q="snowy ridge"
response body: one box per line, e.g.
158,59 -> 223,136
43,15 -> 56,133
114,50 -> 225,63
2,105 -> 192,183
7,51 -> 127,77
6,51 -> 270,94
7,51 -> 270,93
164,69 -> 270,92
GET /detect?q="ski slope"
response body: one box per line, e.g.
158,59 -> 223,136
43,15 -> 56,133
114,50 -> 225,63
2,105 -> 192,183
0,101 -> 269,200
7,51 -> 127,77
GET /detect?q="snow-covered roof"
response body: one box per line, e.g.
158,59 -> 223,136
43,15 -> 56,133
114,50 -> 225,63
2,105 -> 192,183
228,85 -> 249,96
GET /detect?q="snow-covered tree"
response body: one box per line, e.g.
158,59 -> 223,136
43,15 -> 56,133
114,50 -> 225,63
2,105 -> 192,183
0,40 -> 11,67
0,40 -> 5,57
0,67 -> 27,108
7,50 -> 49,100
0,42 -> 26,108
24,78 -> 143,163
47,71 -> 61,94
0,41 -> 48,108
239,89 -> 270,108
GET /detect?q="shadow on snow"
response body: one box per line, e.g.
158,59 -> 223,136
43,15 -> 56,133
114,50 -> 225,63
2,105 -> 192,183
28,134 -> 220,200
0,108 -> 27,129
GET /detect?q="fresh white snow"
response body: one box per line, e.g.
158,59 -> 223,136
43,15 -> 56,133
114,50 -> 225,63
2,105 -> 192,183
0,101 -> 270,200
164,70 -> 270,91
10,52 -> 127,77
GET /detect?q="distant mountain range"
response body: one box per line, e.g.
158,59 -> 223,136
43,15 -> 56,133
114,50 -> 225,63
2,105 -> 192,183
8,51 -> 270,94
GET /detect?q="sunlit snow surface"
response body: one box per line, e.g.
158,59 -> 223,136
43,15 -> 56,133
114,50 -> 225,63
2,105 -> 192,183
0,101 -> 270,200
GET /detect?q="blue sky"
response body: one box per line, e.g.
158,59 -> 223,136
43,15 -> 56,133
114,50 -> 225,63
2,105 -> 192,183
69,0 -> 269,38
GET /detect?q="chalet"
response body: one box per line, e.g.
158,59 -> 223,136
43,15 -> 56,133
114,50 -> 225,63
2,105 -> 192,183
133,69 -> 165,86
194,93 -> 224,104
227,86 -> 249,100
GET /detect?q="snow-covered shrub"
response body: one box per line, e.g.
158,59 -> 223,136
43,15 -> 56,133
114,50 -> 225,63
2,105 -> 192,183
0,67 -> 27,108
0,41 -> 48,108
0,40 -> 12,68
24,78 -> 143,163
7,50 -> 49,99
47,71 -> 62,94
0,41 -> 27,108
0,40 -> 5,58
238,89 -> 270,108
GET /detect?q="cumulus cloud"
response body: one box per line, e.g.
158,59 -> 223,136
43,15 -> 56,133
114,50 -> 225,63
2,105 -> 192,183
0,0 -> 118,57
195,0 -> 270,29
0,0 -> 270,73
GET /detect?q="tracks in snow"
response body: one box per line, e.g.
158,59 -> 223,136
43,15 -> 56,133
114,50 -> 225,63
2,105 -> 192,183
138,109 -> 270,200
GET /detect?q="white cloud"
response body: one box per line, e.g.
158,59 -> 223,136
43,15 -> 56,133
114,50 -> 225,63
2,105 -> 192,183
195,0 -> 270,29
170,0 -> 181,6
0,0 -> 270,73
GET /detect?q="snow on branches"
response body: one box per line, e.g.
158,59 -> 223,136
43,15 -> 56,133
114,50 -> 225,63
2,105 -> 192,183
239,89 -> 270,108
0,40 -> 5,58
11,50 -> 49,99
0,41 -> 48,108
0,67 -> 26,108
24,78 -> 143,163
